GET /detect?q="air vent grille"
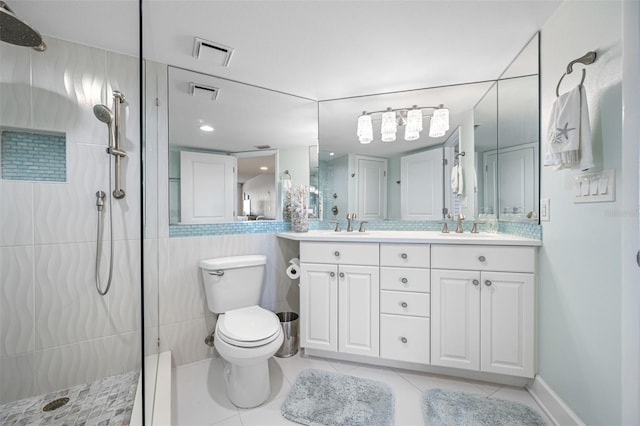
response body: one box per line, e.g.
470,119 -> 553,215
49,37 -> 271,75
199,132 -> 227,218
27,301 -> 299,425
189,83 -> 219,100
254,145 -> 272,150
193,37 -> 234,67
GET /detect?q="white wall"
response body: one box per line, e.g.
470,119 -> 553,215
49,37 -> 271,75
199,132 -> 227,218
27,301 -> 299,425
0,36 -> 141,403
539,2 -> 623,424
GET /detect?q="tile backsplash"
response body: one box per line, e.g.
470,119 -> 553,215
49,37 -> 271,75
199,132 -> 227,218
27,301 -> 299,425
1,130 -> 66,182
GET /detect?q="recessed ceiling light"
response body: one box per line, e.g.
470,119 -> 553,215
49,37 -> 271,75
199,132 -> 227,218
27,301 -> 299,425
329,152 -> 335,156
200,125 -> 214,132
260,166 -> 268,171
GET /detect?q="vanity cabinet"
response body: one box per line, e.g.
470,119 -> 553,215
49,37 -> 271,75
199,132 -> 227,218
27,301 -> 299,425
379,243 -> 431,364
431,245 -> 535,378
299,242 -> 380,357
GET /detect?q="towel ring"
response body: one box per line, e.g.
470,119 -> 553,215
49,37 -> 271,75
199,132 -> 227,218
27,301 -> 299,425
555,68 -> 586,97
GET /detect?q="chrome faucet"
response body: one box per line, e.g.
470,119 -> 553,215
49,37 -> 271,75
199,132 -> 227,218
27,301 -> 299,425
455,212 -> 465,233
346,213 -> 357,232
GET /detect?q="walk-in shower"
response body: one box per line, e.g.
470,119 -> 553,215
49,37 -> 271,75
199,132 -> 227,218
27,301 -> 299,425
0,1 -> 46,51
93,90 -> 127,296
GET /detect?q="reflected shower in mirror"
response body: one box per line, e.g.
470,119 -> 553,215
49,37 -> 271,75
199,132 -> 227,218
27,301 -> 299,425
167,66 -> 318,224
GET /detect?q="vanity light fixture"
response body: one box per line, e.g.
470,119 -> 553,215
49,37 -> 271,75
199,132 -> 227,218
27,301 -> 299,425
357,104 -> 449,144
200,124 -> 214,132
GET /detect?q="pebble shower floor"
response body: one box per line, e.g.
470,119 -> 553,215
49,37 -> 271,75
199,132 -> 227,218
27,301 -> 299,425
0,370 -> 138,425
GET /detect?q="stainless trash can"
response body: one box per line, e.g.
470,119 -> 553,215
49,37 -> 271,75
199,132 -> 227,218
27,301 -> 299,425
275,312 -> 299,358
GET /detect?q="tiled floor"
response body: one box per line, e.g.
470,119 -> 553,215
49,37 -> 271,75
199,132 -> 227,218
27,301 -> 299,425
0,370 -> 138,426
173,353 -> 553,426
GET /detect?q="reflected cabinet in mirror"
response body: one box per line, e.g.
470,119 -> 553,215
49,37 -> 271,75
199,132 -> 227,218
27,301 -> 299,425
166,67 -> 318,224
317,33 -> 539,224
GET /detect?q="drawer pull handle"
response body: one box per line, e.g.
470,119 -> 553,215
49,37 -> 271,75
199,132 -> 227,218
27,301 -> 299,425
339,272 -> 345,278
330,272 -> 335,277
400,302 -> 408,308
334,251 -> 340,257
478,256 -> 486,262
400,337 -> 408,344
472,279 -> 479,286
401,277 -> 408,284
401,253 -> 408,259
485,280 -> 492,286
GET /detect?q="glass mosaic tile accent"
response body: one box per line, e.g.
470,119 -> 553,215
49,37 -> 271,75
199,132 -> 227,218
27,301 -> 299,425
1,130 -> 66,182
0,370 -> 138,426
498,221 -> 542,239
169,220 -> 293,237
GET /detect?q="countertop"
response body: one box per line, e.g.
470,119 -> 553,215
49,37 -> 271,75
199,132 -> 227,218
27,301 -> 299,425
276,230 -> 541,246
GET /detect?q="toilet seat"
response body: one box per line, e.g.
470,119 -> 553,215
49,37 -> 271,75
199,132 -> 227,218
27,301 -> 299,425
216,305 -> 281,348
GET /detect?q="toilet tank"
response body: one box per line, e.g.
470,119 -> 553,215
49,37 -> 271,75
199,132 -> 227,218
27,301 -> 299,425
199,255 -> 266,313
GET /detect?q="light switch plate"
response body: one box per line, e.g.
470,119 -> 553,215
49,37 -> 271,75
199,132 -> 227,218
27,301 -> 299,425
540,198 -> 550,221
574,169 -> 615,203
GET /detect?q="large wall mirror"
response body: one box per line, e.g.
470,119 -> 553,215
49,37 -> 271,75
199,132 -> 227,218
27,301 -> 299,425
166,67 -> 318,224
317,33 -> 539,224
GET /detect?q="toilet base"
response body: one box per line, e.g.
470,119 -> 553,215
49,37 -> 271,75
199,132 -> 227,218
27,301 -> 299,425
223,359 -> 271,408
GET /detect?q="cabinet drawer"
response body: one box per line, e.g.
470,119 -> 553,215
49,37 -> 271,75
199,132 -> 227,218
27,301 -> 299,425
300,242 -> 379,266
380,314 -> 430,364
380,291 -> 430,317
380,267 -> 430,293
380,244 -> 430,268
431,245 -> 535,273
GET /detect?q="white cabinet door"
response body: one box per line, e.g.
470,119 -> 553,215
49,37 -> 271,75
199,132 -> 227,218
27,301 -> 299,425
300,263 -> 338,352
401,148 -> 444,220
180,151 -> 237,223
431,269 -> 480,371
338,265 -> 380,357
480,271 -> 534,378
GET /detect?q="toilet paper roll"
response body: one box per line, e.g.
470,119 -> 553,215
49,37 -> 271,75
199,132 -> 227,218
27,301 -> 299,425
289,257 -> 300,266
286,264 -> 300,279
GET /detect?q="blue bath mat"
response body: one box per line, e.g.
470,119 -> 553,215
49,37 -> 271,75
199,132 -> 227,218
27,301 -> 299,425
423,388 -> 547,426
281,368 -> 394,426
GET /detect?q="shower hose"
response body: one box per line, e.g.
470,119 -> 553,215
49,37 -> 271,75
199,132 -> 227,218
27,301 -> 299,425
95,154 -> 115,296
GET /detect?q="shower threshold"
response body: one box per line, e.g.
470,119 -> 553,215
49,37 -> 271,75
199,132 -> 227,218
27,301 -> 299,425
0,370 -> 138,425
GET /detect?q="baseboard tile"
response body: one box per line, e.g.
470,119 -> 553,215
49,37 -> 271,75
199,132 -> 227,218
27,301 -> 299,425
526,375 -> 584,426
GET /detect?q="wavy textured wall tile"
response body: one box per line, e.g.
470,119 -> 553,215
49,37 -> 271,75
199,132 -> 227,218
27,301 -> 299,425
0,246 -> 35,357
0,42 -> 31,129
0,181 -> 33,247
108,240 -> 142,334
34,338 -> 111,396
34,242 -> 110,350
0,353 -> 35,404
30,37 -> 106,145
107,331 -> 141,376
159,318 -> 214,367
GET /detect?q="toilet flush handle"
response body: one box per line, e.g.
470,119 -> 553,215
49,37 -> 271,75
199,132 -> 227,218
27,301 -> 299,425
208,270 -> 224,276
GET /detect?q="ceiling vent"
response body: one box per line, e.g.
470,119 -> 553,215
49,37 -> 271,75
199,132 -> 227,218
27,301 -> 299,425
189,83 -> 219,101
254,145 -> 272,150
193,37 -> 234,67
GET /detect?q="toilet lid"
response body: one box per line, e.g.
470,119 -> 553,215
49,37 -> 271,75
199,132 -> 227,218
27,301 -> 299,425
217,306 -> 280,347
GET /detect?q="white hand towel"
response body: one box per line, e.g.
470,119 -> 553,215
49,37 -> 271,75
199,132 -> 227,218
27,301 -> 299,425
450,164 -> 459,194
457,162 -> 464,196
544,85 -> 594,170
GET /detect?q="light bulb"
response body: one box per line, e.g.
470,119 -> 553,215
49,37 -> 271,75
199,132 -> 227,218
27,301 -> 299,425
405,108 -> 423,141
429,107 -> 449,138
381,110 -> 397,142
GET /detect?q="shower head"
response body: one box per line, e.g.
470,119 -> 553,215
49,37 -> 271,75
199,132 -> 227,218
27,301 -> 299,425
0,1 -> 46,51
93,104 -> 113,124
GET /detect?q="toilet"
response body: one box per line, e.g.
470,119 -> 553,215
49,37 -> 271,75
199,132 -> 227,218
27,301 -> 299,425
199,255 -> 283,408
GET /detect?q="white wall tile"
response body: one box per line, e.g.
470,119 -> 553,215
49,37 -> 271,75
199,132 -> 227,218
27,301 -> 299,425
31,36 -> 106,143
34,338 -> 111,395
0,246 -> 35,357
107,331 -> 141,376
0,352 -> 35,404
0,181 -> 33,247
0,42 -> 31,128
106,51 -> 140,152
108,239 -> 142,334
159,318 -> 214,367
34,242 -> 110,349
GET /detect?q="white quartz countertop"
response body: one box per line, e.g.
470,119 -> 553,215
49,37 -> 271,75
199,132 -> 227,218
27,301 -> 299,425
276,230 -> 541,246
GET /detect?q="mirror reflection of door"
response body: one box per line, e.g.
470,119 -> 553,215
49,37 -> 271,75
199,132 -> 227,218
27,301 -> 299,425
354,156 -> 387,220
400,147 -> 444,220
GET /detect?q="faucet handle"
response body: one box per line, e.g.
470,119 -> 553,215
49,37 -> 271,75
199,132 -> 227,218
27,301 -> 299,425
352,212 -> 357,219
358,221 -> 368,232
471,220 -> 484,234
330,220 -> 341,232
438,221 -> 449,233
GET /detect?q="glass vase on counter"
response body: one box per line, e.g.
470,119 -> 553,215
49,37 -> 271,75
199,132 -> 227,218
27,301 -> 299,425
291,185 -> 309,232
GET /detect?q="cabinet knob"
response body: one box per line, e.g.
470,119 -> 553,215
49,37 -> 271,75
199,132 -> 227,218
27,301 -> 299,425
400,302 -> 408,308
472,279 -> 479,286
478,256 -> 486,262
330,272 -> 335,277
485,280 -> 492,286
401,253 -> 408,259
339,272 -> 345,278
400,337 -> 408,344
334,251 -> 340,257
401,277 -> 408,284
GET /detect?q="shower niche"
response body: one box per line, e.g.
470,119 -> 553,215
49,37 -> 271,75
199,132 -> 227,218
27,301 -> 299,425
0,129 -> 67,182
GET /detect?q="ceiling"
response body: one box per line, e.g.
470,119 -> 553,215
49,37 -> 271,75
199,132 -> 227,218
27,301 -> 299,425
12,0 -> 561,101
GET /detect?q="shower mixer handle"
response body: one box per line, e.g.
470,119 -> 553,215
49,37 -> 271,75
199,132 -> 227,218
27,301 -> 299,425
106,147 -> 127,157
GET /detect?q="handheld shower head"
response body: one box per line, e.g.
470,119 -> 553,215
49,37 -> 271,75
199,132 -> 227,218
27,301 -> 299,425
0,1 -> 46,51
93,104 -> 113,124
